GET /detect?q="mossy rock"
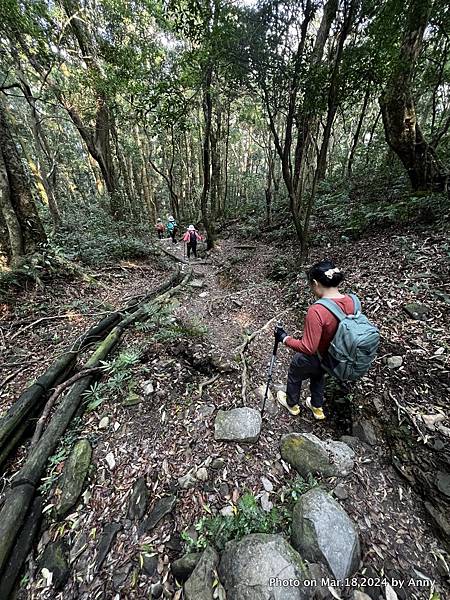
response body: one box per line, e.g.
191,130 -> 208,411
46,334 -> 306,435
57,439 -> 92,518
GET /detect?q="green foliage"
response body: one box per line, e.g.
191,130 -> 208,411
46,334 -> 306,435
316,184 -> 450,240
39,422 -> 82,494
54,211 -> 157,266
183,476 -> 318,552
82,346 -> 143,411
182,492 -> 285,552
154,318 -> 208,342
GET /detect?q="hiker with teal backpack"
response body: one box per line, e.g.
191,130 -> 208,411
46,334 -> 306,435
166,216 -> 178,244
275,260 -> 379,420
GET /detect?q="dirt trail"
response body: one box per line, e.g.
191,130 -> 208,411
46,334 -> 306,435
1,228 -> 449,599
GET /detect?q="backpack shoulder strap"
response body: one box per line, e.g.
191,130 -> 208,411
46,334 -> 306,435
349,293 -> 361,314
315,298 -> 347,322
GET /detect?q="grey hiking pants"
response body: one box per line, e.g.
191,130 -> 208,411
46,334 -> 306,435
286,352 -> 325,408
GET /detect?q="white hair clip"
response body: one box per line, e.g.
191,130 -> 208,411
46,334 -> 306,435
324,267 -> 340,279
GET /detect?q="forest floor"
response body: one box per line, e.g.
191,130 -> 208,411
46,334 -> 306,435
0,220 -> 449,600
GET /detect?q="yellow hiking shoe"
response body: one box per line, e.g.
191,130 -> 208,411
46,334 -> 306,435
305,397 -> 326,421
277,391 -> 300,416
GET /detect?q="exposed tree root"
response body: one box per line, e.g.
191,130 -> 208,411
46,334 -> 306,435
197,373 -> 220,398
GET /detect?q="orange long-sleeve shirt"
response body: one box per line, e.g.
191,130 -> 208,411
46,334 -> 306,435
285,295 -> 355,356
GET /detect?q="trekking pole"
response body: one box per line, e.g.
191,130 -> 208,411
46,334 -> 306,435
261,322 -> 283,420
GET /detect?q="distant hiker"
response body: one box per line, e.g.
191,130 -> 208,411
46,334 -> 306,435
155,218 -> 164,239
167,215 -> 178,244
183,225 -> 203,259
275,260 -> 378,421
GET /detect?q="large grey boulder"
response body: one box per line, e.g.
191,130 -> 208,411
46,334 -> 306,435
214,407 -> 261,443
280,433 -> 354,478
219,533 -> 312,599
184,546 -> 219,600
291,488 -> 360,580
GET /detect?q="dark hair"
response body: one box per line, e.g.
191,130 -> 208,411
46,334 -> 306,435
307,259 -> 344,288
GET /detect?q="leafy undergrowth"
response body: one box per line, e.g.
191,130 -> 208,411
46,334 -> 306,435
182,475 -> 318,552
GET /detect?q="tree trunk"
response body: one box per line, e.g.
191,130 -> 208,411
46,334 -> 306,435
200,66 -> 215,249
380,0 -> 448,192
0,100 -> 46,264
347,84 -> 371,178
18,74 -> 62,230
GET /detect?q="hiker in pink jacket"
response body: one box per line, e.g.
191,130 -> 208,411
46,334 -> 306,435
182,225 -> 203,259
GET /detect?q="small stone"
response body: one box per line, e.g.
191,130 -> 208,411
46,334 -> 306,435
189,279 -> 205,289
151,581 -> 163,598
142,554 -> 158,577
105,452 -> 116,470
199,292 -> 208,298
260,492 -> 273,512
214,407 -> 261,443
261,476 -> 273,493
387,356 -> 403,369
436,472 -> 450,497
38,541 -> 69,591
210,458 -> 225,470
196,467 -> 208,482
197,405 -> 215,418
122,391 -> 142,406
352,421 -> 377,446
113,563 -> 131,590
171,553 -> 202,582
99,417 -> 109,429
140,495 -> 177,533
333,484 -> 349,500
220,506 -> 234,517
95,523 -> 121,572
128,477 -> 149,520
143,381 -> 154,395
184,546 -> 219,600
219,483 -> 230,498
403,303 -> 428,320
178,472 -> 197,489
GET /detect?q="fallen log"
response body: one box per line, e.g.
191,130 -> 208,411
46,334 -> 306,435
0,268 -> 191,577
0,495 -> 43,599
0,266 -> 182,469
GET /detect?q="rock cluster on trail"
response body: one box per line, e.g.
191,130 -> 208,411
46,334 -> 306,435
291,488 -> 361,580
281,433 -> 355,478
214,407 -> 261,443
218,533 -> 311,599
56,439 -> 92,517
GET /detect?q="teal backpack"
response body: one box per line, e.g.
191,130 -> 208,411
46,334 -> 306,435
315,294 -> 379,382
